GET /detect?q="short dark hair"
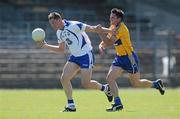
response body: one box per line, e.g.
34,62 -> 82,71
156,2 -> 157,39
111,8 -> 124,20
48,12 -> 62,20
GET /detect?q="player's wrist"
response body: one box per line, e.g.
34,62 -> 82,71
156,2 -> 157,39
94,24 -> 102,33
41,41 -> 48,48
36,40 -> 46,48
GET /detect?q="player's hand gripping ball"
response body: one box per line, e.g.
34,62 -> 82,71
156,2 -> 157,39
32,28 -> 45,42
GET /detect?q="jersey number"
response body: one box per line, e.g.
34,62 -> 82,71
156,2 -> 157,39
66,38 -> 72,45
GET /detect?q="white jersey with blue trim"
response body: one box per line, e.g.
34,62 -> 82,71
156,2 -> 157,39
56,20 -> 93,56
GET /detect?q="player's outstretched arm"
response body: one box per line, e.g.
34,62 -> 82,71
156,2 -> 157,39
98,34 -> 114,56
85,24 -> 112,34
98,33 -> 114,47
36,41 -> 66,53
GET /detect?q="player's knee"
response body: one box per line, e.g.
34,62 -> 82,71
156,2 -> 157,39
81,81 -> 90,88
132,83 -> 139,88
131,81 -> 141,88
60,75 -> 69,84
106,76 -> 114,84
60,77 -> 65,84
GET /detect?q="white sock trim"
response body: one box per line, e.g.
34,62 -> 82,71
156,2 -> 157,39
68,103 -> 75,108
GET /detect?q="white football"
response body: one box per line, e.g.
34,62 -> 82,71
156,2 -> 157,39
32,28 -> 45,41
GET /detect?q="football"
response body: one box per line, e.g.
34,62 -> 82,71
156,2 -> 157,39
32,28 -> 45,41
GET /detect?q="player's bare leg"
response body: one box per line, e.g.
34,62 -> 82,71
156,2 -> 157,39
129,73 -> 165,95
60,62 -> 79,112
81,68 -> 101,89
106,66 -> 124,111
106,66 -> 122,97
80,68 -> 113,102
129,73 -> 152,88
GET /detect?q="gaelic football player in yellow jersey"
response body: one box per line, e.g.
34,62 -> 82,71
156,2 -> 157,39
98,8 -> 165,112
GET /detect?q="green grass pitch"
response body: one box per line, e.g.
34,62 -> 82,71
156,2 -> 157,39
0,89 -> 179,119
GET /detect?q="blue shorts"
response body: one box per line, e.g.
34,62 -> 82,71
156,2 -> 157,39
68,51 -> 94,69
112,52 -> 139,74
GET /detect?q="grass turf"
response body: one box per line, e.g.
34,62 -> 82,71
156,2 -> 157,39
0,89 -> 179,119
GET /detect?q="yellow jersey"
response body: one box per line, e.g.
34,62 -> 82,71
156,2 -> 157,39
109,22 -> 134,56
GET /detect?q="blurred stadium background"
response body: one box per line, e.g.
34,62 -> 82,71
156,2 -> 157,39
0,0 -> 180,89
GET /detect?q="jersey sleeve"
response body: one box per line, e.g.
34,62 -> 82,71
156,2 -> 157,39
75,22 -> 87,32
116,27 -> 122,39
56,30 -> 64,44
116,23 -> 130,40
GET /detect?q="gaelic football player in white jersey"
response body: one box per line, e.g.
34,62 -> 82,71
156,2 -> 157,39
36,12 -> 113,112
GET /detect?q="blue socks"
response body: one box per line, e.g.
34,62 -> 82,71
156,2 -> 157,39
152,81 -> 158,89
68,99 -> 74,104
114,97 -> 122,105
101,85 -> 105,91
68,99 -> 75,108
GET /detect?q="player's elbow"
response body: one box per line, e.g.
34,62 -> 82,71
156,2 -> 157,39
81,81 -> 91,89
131,82 -> 141,88
102,41 -> 113,47
57,47 -> 65,53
